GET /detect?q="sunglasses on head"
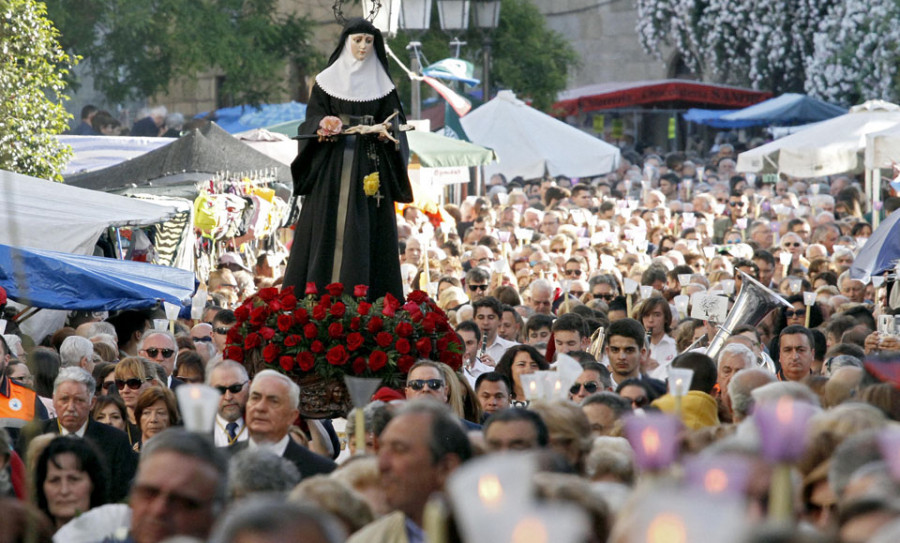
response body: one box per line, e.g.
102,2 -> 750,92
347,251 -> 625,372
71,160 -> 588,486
143,348 -> 175,358
116,378 -> 149,391
214,327 -> 231,335
215,382 -> 247,395
784,309 -> 804,318
407,379 -> 444,391
570,381 -> 600,395
468,284 -> 488,292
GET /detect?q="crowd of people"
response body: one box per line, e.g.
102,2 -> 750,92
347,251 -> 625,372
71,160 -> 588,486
2,142 -> 900,542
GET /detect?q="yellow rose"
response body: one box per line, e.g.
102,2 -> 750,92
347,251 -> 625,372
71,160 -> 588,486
363,172 -> 380,196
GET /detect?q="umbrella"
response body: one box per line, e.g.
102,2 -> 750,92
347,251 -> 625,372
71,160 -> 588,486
407,131 -> 496,168
720,93 -> 846,126
849,208 -> 900,279
460,90 -> 620,180
0,244 -> 195,311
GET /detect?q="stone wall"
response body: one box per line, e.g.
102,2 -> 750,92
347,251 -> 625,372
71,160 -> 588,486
532,0 -> 668,90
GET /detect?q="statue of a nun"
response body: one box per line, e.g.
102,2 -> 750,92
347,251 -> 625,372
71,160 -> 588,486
283,17 -> 413,300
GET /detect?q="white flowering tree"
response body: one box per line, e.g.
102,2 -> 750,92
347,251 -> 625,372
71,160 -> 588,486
805,0 -> 900,107
636,0 -> 838,93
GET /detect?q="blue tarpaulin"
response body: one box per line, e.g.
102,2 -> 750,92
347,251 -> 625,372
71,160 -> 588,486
720,93 -> 846,126
197,102 -> 307,134
0,245 -> 195,311
682,109 -> 756,129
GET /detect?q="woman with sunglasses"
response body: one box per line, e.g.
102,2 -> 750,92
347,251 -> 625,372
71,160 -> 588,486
494,345 -> 550,406
113,357 -> 160,445
615,379 -> 657,410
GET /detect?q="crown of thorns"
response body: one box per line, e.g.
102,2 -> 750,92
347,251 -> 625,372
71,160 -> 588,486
333,0 -> 382,25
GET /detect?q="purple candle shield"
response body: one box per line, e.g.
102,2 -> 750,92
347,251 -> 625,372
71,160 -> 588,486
684,455 -> 751,498
753,397 -> 817,462
877,428 -> 900,481
624,413 -> 681,471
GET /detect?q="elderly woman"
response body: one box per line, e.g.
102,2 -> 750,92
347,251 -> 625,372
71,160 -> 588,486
133,386 -> 179,453
34,436 -> 109,531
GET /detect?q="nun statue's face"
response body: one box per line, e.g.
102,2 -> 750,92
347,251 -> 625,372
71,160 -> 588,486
349,33 -> 375,61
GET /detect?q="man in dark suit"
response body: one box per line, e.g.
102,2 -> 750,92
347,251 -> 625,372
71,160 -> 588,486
18,367 -> 137,501
231,370 -> 335,479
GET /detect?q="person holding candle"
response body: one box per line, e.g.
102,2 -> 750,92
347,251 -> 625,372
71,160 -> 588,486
348,401 -> 471,543
650,352 -> 720,429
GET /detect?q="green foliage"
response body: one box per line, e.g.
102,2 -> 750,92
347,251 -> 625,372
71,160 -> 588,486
0,0 -> 74,181
491,0 -> 579,110
388,0 -> 578,113
43,0 -> 322,105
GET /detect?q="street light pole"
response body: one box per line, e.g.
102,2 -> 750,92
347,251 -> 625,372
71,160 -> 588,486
399,0 -> 432,120
407,41 -> 422,119
472,0 -> 501,102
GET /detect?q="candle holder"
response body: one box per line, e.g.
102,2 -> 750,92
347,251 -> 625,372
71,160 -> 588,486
623,413 -> 681,472
719,279 -> 735,297
175,384 -> 221,434
677,274 -> 692,288
683,455 -> 751,498
674,295 -> 689,320
344,376 -> 382,454
520,373 -> 542,401
668,367 -> 693,419
753,397 -> 818,522
802,292 -> 816,327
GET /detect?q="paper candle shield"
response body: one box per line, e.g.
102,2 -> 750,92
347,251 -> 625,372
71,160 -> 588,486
344,376 -> 382,407
624,413 -> 681,471
802,292 -> 817,306
520,373 -> 543,401
191,288 -> 208,320
673,295 -> 690,317
684,455 -> 751,498
623,278 -> 639,295
753,397 -> 818,462
176,384 -> 221,433
667,368 -> 694,397
448,453 -> 537,543
639,285 -> 654,299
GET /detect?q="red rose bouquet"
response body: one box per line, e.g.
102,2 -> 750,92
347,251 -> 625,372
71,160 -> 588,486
226,283 -> 464,394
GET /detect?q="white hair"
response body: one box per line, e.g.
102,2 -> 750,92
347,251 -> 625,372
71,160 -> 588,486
252,370 -> 300,409
59,335 -> 94,368
54,366 -> 96,399
717,343 -> 756,369
207,359 -> 250,385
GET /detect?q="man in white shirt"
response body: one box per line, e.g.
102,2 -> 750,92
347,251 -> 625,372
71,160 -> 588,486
472,297 -> 518,365
455,321 -> 493,388
639,297 -> 678,380
207,360 -> 250,447
231,370 -> 335,478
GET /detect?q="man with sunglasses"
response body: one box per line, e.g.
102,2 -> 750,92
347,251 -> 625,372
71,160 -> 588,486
138,330 -> 182,388
212,309 -> 237,354
568,361 -> 612,403
464,267 -> 491,302
712,191 -> 749,244
405,361 -> 481,430
207,360 -> 250,447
